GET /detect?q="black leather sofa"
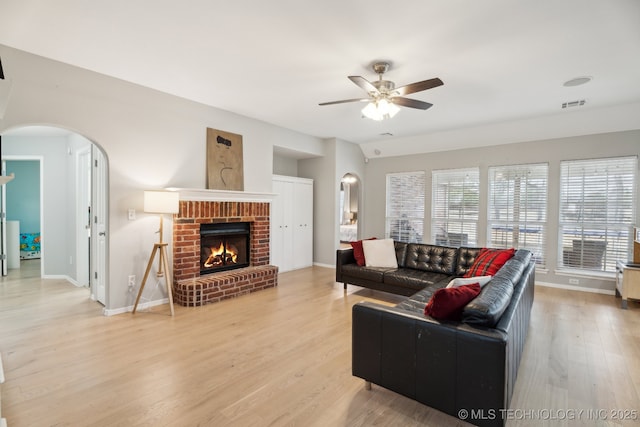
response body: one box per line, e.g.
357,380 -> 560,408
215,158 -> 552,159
337,243 -> 480,296
338,242 -> 535,427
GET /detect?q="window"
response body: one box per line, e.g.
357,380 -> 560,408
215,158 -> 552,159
488,163 -> 548,266
385,172 -> 425,243
559,156 -> 637,273
431,168 -> 479,246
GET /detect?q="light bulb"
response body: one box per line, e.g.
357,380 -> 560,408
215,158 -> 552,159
361,98 -> 400,121
362,102 -> 383,121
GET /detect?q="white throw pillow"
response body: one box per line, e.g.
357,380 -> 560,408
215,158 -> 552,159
446,275 -> 492,288
362,238 -> 398,268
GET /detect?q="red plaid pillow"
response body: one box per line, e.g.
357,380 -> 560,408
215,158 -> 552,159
463,248 -> 515,278
350,237 -> 377,266
425,283 -> 481,320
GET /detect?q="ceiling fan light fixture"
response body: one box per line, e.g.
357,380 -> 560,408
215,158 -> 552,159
321,61 -> 442,120
362,98 -> 400,121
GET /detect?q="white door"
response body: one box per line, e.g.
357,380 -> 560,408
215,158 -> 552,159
272,179 -> 294,272
91,146 -> 107,305
293,181 -> 313,269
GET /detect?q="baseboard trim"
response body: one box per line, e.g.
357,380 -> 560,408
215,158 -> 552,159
42,274 -> 71,280
103,298 -> 170,317
313,262 -> 334,269
536,281 -> 615,296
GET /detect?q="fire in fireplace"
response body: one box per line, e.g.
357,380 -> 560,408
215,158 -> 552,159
200,222 -> 250,275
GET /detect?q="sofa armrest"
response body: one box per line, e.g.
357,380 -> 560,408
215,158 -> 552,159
336,248 -> 356,282
352,302 -> 509,426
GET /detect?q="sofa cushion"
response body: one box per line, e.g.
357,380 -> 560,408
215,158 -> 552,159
462,275 -> 514,327
463,248 -> 515,277
447,275 -> 493,288
340,264 -> 395,282
425,283 -> 481,320
350,237 -> 377,266
404,244 -> 457,274
395,282 -> 445,313
454,247 -> 483,276
384,268 -> 451,290
394,241 -> 409,268
493,257 -> 526,284
363,238 -> 398,268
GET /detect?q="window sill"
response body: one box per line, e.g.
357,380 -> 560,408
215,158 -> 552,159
554,269 -> 615,281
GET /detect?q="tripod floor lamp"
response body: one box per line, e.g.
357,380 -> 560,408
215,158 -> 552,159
133,190 -> 180,316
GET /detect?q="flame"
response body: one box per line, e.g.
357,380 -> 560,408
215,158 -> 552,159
204,242 -> 238,268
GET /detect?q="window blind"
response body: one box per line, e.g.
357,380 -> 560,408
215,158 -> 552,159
431,168 -> 479,246
488,163 -> 548,266
385,172 -> 425,243
559,156 -> 637,273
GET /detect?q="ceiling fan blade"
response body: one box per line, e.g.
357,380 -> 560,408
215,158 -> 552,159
392,97 -> 433,110
393,77 -> 443,96
319,98 -> 370,106
348,76 -> 379,95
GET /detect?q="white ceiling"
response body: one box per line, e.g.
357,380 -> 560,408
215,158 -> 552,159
1,0 -> 639,157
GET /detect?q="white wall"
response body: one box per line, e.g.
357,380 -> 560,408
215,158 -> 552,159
299,138 -> 366,266
361,130 -> 640,293
0,44 -> 325,312
272,152 -> 298,176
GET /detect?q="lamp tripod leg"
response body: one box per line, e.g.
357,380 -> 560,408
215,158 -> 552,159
159,246 -> 175,316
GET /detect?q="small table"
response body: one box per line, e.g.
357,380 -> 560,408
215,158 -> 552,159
615,260 -> 640,309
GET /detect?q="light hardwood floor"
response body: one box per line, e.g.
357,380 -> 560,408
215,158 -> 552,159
1,261 -> 639,426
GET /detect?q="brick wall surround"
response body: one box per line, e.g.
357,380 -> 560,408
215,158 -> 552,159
172,200 -> 278,306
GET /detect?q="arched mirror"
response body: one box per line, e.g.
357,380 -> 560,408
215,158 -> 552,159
339,173 -> 359,244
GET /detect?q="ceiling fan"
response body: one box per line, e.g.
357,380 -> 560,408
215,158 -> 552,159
319,61 -> 443,120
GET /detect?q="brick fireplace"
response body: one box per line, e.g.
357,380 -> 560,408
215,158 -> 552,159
172,193 -> 278,307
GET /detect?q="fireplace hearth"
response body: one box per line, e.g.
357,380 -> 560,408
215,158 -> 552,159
200,222 -> 250,274
172,198 -> 278,307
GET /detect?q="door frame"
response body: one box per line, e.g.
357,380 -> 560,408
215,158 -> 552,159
2,155 -> 44,277
76,146 -> 91,287
1,125 -> 109,310
91,144 -> 108,306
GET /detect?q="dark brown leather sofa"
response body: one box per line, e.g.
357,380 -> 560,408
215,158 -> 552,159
337,242 -> 535,427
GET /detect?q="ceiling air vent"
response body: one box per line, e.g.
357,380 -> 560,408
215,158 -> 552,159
562,99 -> 586,109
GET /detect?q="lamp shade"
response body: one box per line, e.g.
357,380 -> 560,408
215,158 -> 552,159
144,190 -> 179,214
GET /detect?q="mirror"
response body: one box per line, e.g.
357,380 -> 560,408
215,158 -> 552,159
339,173 -> 359,243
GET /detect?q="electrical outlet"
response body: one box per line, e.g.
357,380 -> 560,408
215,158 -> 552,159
128,209 -> 136,220
128,275 -> 136,288
569,278 -> 579,285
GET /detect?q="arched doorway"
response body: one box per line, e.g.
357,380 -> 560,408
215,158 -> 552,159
1,125 -> 109,306
339,173 -> 360,244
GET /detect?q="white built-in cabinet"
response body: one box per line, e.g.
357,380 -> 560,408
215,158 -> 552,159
271,175 -> 313,272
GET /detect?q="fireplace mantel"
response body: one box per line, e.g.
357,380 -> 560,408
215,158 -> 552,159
167,188 -> 276,203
